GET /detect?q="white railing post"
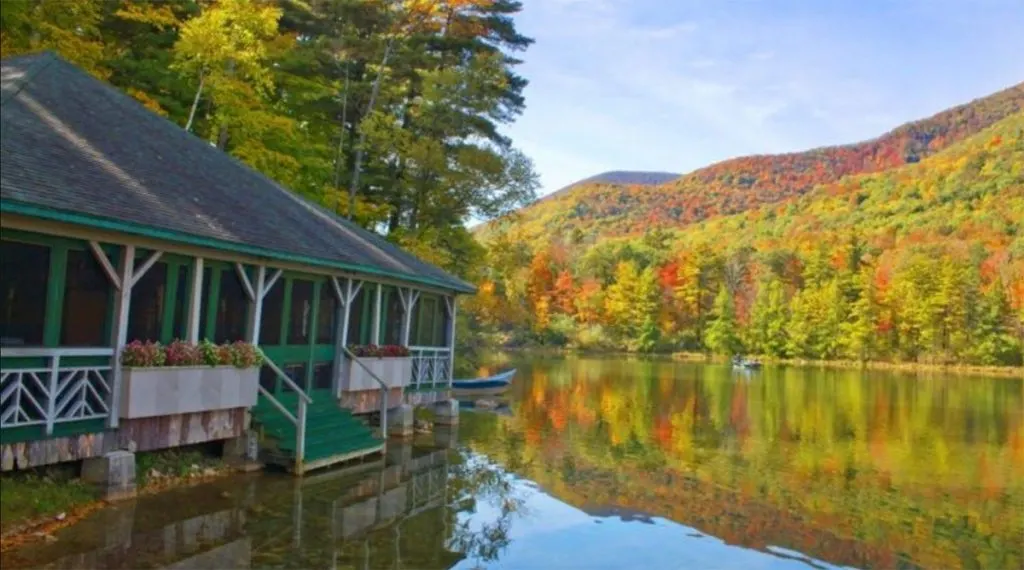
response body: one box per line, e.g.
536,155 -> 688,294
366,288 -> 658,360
45,353 -> 60,435
296,399 -> 307,473
255,349 -> 312,474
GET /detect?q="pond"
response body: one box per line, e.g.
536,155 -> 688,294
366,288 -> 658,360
2,357 -> 1022,569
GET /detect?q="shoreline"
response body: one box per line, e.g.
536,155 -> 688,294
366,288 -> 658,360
500,346 -> 1023,379
0,456 -> 237,553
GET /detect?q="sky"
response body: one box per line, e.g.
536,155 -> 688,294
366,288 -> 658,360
501,0 -> 1024,198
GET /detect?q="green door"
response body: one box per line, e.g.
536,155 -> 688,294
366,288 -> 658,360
257,275 -> 337,398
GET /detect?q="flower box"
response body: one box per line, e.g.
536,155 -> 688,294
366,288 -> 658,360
119,365 -> 259,419
339,357 -> 412,393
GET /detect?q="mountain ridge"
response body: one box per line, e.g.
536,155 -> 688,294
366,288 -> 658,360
541,170 -> 681,201
484,82 -> 1024,243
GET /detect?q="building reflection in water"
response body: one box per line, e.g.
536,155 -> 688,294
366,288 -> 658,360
4,426 -> 506,570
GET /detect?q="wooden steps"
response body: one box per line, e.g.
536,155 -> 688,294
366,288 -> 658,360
251,390 -> 384,474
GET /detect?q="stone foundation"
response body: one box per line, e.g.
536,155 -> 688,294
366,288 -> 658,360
81,450 -> 136,501
339,387 -> 404,415
431,399 -> 460,426
1,408 -> 247,471
386,404 -> 415,438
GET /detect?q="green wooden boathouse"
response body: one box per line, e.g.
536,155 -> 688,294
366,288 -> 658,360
0,52 -> 475,475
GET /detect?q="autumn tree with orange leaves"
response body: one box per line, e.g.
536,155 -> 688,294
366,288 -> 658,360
469,114 -> 1023,366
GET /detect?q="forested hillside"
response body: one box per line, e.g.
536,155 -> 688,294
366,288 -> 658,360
483,83 -> 1024,243
468,113 -> 1024,366
0,0 -> 538,278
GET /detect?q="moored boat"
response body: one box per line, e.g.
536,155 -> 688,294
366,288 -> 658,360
451,369 -> 517,399
731,356 -> 763,370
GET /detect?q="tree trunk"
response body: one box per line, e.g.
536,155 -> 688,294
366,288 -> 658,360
217,125 -> 230,150
215,60 -> 236,150
348,37 -> 395,220
331,63 -> 350,215
185,71 -> 205,132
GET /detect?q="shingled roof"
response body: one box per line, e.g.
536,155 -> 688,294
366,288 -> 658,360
0,52 -> 475,294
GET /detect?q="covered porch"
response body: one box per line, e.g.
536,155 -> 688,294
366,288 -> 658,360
0,219 -> 458,474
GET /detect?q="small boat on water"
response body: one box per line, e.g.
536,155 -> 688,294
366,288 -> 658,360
732,356 -> 763,370
451,369 -> 516,399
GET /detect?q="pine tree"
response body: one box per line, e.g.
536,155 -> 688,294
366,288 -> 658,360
787,288 -> 816,358
705,286 -> 740,356
637,316 -> 660,353
635,266 -> 661,331
748,277 -> 788,357
840,275 -> 877,362
972,281 -> 1021,365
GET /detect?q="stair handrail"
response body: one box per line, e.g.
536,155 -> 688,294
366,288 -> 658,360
255,348 -> 312,471
341,346 -> 389,439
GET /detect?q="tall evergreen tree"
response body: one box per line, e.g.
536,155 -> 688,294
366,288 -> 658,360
705,286 -> 740,356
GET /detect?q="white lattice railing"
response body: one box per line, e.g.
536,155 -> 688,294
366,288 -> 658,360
407,459 -> 448,513
0,347 -> 114,434
408,346 -> 451,390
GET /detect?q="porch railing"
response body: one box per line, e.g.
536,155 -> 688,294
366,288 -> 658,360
341,346 -> 390,438
0,347 -> 115,435
408,346 -> 451,391
255,348 -> 311,471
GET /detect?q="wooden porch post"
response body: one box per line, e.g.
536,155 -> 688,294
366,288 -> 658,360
399,288 -> 420,346
92,242 -> 162,429
371,282 -> 382,345
186,257 -> 204,342
333,277 -> 349,395
333,278 -> 362,394
445,295 -> 457,384
242,265 -> 265,344
107,245 -> 134,429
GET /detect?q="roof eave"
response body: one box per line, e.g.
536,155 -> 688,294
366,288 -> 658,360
1,199 -> 477,295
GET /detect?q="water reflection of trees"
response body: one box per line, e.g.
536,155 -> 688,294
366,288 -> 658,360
463,360 -> 1024,570
447,452 -> 529,566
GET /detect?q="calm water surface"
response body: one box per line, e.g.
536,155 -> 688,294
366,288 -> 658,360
3,357 -> 1022,570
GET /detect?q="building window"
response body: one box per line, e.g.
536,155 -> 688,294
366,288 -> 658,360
259,366 -> 277,394
171,267 -> 189,340
383,288 -> 404,345
312,362 -> 332,391
282,363 -> 307,393
260,280 -> 284,345
316,287 -> 336,345
288,279 -> 314,345
127,261 -> 168,342
61,249 -> 113,346
437,301 -> 450,346
214,268 -> 249,343
197,266 -> 213,339
413,297 -> 436,346
0,240 -> 50,346
346,289 -> 366,345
